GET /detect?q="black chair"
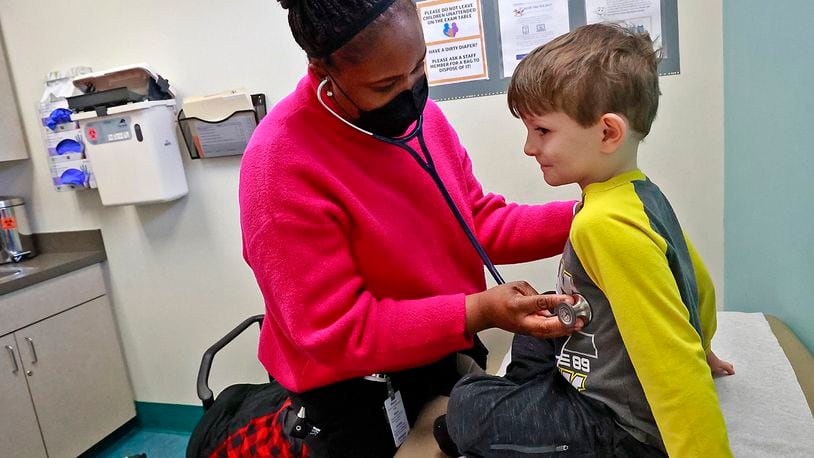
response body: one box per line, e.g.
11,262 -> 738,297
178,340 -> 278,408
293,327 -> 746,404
195,314 -> 266,411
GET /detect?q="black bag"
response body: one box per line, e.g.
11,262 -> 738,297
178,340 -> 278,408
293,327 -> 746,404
187,381 -> 308,458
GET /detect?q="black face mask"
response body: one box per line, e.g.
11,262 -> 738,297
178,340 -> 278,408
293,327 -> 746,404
332,75 -> 429,138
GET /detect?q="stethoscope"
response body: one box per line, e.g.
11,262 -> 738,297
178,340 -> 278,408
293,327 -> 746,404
317,79 -> 592,326
318,78 -> 505,285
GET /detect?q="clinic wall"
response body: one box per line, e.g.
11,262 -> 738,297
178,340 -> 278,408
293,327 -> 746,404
0,0 -> 724,405
723,1 -> 814,352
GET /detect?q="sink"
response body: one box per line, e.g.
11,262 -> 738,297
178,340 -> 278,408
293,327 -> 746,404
0,265 -> 36,283
0,268 -> 22,281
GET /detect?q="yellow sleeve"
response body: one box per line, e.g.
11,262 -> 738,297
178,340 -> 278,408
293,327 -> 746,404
685,234 -> 717,353
572,206 -> 732,457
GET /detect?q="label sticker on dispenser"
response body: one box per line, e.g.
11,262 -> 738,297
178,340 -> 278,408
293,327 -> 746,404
1,217 -> 16,230
86,117 -> 133,145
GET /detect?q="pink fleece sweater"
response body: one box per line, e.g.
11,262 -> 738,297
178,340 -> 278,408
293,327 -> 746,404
239,72 -> 574,393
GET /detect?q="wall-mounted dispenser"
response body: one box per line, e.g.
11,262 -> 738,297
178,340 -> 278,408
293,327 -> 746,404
67,64 -> 188,206
38,66 -> 97,192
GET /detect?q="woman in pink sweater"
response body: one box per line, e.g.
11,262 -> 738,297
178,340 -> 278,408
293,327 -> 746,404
239,0 -> 579,456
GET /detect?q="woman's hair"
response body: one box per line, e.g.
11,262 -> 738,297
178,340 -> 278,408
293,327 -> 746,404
507,23 -> 662,137
278,0 -> 412,61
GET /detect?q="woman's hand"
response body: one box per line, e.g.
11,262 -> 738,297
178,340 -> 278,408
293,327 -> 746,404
706,350 -> 735,377
465,281 -> 583,339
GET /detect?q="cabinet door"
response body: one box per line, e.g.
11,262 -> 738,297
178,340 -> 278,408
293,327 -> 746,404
0,334 -> 47,458
0,35 -> 27,161
17,296 -> 135,458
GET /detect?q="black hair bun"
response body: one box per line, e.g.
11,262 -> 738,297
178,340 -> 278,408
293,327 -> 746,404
278,0 -> 298,9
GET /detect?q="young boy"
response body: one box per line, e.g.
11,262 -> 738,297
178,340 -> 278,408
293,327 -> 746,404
442,23 -> 734,457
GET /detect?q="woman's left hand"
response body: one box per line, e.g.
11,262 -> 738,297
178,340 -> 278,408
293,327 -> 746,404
465,282 -> 583,339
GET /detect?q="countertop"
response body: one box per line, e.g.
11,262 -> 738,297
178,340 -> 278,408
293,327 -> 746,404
0,230 -> 106,296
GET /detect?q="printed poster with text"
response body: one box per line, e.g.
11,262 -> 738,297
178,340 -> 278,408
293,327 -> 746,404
418,0 -> 489,86
585,0 -> 663,53
499,1 -> 570,78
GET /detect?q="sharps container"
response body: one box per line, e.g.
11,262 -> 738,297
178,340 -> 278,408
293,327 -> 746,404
0,196 -> 37,264
68,64 -> 188,206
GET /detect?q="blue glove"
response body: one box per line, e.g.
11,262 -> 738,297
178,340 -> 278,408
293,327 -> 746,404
59,168 -> 87,186
55,138 -> 83,155
46,108 -> 74,131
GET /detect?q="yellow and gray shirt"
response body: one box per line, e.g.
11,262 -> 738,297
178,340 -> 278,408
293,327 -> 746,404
554,169 -> 732,457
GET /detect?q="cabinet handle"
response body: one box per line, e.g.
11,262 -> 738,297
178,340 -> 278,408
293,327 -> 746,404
25,337 -> 38,364
5,345 -> 18,374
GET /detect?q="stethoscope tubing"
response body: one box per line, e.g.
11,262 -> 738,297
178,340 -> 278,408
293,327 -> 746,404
376,123 -> 506,285
317,79 -> 506,285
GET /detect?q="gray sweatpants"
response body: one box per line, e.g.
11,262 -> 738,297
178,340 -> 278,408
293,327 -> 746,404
446,335 -> 666,457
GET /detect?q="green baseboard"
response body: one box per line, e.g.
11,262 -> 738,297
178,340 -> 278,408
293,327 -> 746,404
79,402 -> 202,456
135,401 -> 204,434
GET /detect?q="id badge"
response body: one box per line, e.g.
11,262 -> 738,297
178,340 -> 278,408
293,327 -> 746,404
384,390 -> 410,447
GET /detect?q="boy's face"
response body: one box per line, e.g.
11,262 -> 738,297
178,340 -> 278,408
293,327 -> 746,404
521,112 -> 606,188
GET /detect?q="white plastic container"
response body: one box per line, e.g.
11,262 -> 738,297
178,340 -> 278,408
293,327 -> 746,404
70,65 -> 188,206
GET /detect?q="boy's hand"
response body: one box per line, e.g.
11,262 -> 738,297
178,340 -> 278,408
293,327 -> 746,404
706,350 -> 735,377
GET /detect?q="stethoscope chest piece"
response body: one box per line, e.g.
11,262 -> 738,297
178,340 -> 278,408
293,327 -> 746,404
557,294 -> 592,327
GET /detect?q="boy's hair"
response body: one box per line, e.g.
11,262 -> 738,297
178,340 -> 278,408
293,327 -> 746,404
507,23 -> 661,137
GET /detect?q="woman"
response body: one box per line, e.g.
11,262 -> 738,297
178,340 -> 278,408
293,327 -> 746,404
239,0 -> 580,455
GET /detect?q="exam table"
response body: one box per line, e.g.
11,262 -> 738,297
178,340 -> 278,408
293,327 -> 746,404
396,312 -> 814,457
